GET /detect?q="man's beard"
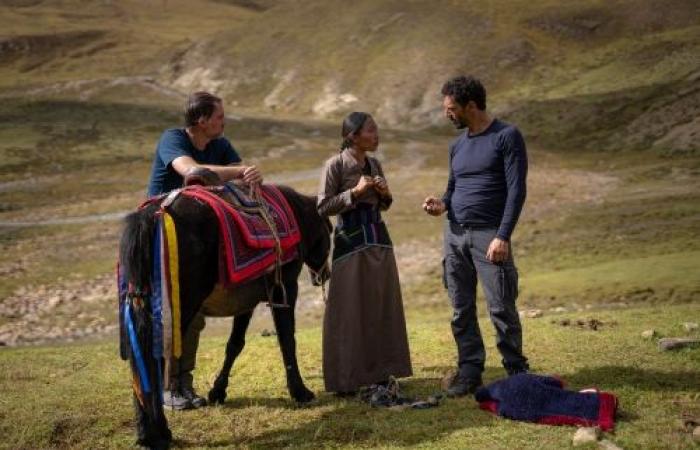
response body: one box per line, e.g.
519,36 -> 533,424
450,117 -> 467,129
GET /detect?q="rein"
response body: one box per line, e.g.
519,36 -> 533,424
308,266 -> 328,304
250,184 -> 288,308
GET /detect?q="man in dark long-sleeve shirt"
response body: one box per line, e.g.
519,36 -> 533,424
423,76 -> 529,397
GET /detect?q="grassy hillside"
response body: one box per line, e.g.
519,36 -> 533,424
1,0 -> 698,152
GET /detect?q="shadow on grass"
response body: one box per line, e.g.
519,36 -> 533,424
175,377 -> 497,448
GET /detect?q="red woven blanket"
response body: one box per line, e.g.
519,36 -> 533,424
178,185 -> 301,285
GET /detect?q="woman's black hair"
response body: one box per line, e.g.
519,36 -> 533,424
340,112 -> 371,151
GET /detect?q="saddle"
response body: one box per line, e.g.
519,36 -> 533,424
156,168 -> 301,306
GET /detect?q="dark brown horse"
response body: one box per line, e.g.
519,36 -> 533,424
118,185 -> 331,449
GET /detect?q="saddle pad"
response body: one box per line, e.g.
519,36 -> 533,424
178,185 -> 301,285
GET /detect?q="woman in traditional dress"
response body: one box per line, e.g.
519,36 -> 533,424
317,112 -> 412,395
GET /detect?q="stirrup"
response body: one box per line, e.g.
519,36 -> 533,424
265,283 -> 289,308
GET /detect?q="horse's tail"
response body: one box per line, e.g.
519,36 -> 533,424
118,202 -> 171,446
120,203 -> 159,291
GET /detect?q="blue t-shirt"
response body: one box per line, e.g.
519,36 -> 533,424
147,128 -> 241,196
442,119 -> 527,241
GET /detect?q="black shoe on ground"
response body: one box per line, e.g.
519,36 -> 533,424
334,390 -> 357,398
182,387 -> 208,408
506,364 -> 529,376
446,375 -> 483,398
163,390 -> 193,410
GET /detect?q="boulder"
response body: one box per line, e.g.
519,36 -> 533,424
599,439 -> 623,450
573,426 -> 600,446
683,322 -> 699,332
641,329 -> 656,339
658,338 -> 700,351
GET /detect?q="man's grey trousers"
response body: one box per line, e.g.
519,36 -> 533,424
443,220 -> 529,380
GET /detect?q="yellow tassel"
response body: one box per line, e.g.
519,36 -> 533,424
163,212 -> 182,358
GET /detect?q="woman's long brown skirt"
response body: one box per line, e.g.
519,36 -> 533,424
323,246 -> 412,393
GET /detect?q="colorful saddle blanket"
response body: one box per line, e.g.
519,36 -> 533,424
475,373 -> 618,431
177,184 -> 301,285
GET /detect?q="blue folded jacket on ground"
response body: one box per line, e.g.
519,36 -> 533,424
475,373 -> 617,430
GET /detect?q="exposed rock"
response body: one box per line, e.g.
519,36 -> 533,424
641,329 -> 656,339
599,439 -> 623,450
658,338 -> 700,351
679,417 -> 699,432
683,322 -> 699,332
311,81 -> 358,117
573,426 -> 601,446
523,309 -> 543,318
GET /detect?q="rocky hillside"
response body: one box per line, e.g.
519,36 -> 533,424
1,0 -> 699,153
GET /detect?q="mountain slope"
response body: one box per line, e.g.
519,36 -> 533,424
0,0 -> 698,154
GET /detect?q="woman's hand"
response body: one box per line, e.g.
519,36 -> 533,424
373,176 -> 391,198
351,175 -> 374,199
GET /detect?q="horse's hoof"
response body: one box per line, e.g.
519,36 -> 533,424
136,436 -> 171,450
292,387 -> 316,404
208,388 -> 227,405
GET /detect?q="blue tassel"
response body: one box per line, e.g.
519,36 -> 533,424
125,303 -> 152,394
150,217 -> 164,360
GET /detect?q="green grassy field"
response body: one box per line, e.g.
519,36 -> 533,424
1,304 -> 698,449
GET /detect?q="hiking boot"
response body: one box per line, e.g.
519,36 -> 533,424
182,387 -> 207,408
505,362 -> 529,376
446,375 -> 482,398
163,390 -> 193,410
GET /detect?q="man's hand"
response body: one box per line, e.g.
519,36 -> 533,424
422,196 -> 446,216
486,237 -> 510,263
241,165 -> 262,185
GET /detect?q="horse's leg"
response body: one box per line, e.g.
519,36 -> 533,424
271,279 -> 315,403
208,312 -> 253,404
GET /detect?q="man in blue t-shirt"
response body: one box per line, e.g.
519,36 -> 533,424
147,91 -> 262,410
423,76 -> 529,397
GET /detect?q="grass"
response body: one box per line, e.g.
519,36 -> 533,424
1,303 -> 698,449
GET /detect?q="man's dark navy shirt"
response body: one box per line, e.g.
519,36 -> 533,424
442,119 -> 528,241
147,128 -> 241,197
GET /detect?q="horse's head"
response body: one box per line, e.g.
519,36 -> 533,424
305,216 -> 332,286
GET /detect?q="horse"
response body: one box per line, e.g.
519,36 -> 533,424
118,184 -> 331,449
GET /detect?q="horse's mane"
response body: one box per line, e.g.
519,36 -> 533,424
275,184 -> 314,218
274,185 -> 325,256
